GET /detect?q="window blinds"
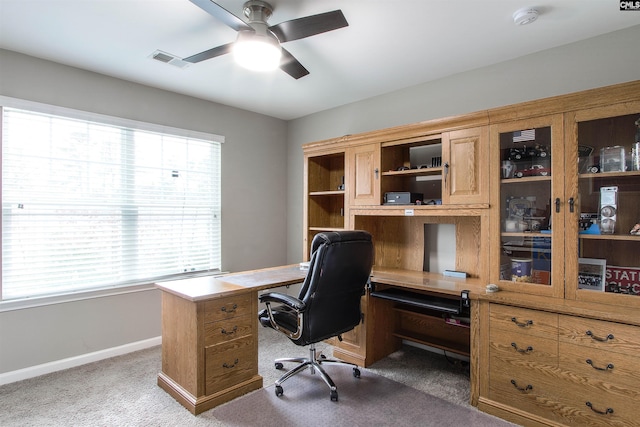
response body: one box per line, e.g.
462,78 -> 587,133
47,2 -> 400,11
1,107 -> 221,300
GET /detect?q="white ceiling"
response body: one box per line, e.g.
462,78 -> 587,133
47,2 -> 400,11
1,1 -> 638,120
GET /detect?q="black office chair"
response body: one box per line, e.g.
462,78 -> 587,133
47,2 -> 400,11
258,230 -> 373,401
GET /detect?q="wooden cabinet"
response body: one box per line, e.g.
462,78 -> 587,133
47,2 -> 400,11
480,82 -> 640,426
481,301 -> 640,426
348,143 -> 380,206
564,101 -> 640,308
157,289 -> 262,415
442,126 -> 489,205
303,81 -> 640,426
303,148 -> 346,259
489,114 -> 565,298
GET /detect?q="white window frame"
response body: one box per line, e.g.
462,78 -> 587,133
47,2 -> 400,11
0,97 -> 224,311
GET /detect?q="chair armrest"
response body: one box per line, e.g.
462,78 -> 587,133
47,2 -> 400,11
259,292 -> 306,311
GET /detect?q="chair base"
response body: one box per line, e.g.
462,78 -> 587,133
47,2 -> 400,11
273,343 -> 361,401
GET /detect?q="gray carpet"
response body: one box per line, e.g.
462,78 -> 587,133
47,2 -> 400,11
0,327 -> 517,426
213,364 -> 512,427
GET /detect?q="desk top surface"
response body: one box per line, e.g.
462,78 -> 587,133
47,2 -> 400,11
156,265 -> 306,301
156,264 -> 488,301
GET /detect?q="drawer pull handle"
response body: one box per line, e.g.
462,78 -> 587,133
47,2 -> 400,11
221,304 -> 238,313
586,401 -> 613,415
510,379 -> 533,392
585,330 -> 614,342
586,359 -> 614,371
223,358 -> 239,369
511,317 -> 533,328
221,326 -> 238,335
511,343 -> 533,353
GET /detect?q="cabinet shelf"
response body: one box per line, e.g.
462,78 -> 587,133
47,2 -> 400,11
501,232 -> 551,238
308,226 -> 345,232
382,167 -> 443,177
501,176 -> 551,184
579,234 -> 640,241
580,170 -> 640,179
309,190 -> 345,196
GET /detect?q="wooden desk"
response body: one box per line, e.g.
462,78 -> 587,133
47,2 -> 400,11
156,265 -> 486,414
156,265 -> 306,415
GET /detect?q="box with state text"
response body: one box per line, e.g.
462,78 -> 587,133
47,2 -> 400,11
605,266 -> 640,295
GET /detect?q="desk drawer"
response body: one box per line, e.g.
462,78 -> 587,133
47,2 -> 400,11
490,327 -> 558,365
559,315 -> 640,356
205,335 -> 256,395
488,361 -> 565,424
490,304 -> 558,339
203,292 -> 253,323
550,372 -> 640,427
559,341 -> 640,391
204,314 -> 253,347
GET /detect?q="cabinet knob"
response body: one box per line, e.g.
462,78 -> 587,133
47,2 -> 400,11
585,359 -> 614,371
222,358 -> 239,369
585,330 -> 614,342
511,317 -> 533,328
221,303 -> 238,313
221,326 -> 238,335
586,401 -> 614,415
511,342 -> 533,353
510,379 -> 533,392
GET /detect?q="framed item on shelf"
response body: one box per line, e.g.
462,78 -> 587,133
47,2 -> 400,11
578,258 -> 606,291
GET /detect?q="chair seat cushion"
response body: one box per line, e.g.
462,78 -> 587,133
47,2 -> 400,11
258,304 -> 299,334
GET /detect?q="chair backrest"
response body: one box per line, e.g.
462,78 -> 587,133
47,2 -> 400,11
294,230 -> 373,346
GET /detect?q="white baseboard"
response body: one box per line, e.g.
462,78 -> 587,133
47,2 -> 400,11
0,336 -> 162,386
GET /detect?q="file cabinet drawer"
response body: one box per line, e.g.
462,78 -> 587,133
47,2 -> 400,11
204,314 -> 253,347
559,341 -> 640,391
488,361 -> 565,424
490,326 -> 558,365
559,315 -> 640,356
203,292 -> 253,323
551,373 -> 640,427
205,335 -> 256,395
490,304 -> 558,338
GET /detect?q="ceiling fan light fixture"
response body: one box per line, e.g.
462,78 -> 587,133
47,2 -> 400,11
233,31 -> 282,72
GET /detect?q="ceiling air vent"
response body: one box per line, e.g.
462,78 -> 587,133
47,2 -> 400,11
150,50 -> 190,69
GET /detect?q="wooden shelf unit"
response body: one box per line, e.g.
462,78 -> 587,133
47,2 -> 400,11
303,80 -> 640,426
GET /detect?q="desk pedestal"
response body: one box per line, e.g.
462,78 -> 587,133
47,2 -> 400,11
157,288 -> 262,415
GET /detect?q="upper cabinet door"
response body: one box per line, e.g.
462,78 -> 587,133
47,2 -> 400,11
564,101 -> 640,308
441,127 -> 489,205
489,115 -> 565,299
348,143 -> 380,206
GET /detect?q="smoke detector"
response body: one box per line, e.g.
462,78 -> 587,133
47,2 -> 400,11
513,8 -> 539,26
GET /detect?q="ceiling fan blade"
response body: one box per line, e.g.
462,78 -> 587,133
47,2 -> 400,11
183,42 -> 234,63
189,0 -> 253,32
280,48 -> 309,79
269,10 -> 348,43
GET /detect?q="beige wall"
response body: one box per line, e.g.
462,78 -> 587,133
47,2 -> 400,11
0,49 -> 289,375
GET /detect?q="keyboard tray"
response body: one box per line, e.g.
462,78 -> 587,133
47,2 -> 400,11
370,288 -> 461,314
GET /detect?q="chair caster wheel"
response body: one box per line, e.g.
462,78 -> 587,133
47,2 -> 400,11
353,367 -> 361,378
275,385 -> 283,397
275,362 -> 284,370
330,390 -> 338,401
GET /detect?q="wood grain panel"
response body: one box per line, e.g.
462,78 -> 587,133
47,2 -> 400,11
558,315 -> 640,356
205,335 -> 256,395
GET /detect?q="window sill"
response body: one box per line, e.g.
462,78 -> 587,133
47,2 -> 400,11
0,271 -> 226,313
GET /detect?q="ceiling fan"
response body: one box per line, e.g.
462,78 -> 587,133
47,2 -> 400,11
183,0 -> 349,79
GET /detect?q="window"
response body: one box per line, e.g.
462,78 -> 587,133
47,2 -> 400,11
1,104 -> 222,301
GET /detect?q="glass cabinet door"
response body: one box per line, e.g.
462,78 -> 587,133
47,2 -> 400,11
490,115 -> 565,298
565,103 -> 640,307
